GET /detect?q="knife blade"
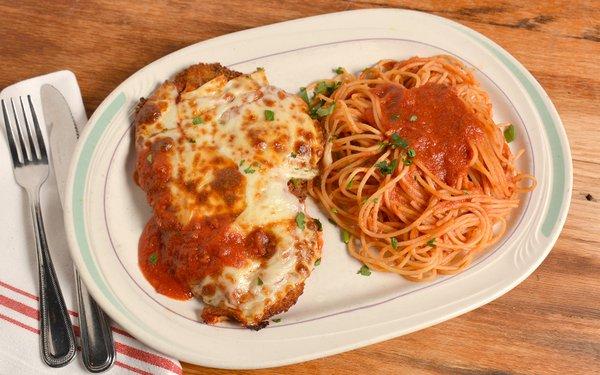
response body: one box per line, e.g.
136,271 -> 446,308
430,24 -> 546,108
41,84 -> 116,373
40,85 -> 80,202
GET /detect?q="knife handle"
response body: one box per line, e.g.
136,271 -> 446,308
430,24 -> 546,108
75,268 -> 116,372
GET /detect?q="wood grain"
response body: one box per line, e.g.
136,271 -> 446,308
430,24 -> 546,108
1,1 -> 598,374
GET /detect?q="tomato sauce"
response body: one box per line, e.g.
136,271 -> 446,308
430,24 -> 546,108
369,83 -> 484,185
139,217 -> 192,300
135,131 -> 278,300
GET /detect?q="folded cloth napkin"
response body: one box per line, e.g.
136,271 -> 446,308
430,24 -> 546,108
0,72 -> 182,374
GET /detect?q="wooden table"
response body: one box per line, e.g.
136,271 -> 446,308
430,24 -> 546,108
1,1 -> 598,374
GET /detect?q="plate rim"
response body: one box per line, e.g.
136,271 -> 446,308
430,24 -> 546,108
63,8 -> 572,369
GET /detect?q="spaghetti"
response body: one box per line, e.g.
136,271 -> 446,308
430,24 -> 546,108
307,55 -> 535,281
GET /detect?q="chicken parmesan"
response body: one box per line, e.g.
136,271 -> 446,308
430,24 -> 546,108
133,63 -> 324,328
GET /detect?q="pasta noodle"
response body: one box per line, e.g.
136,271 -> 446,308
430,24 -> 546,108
308,55 -> 535,281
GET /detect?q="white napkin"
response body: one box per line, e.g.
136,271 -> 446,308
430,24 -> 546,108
0,72 -> 183,374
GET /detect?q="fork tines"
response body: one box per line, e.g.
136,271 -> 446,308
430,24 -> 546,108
1,96 -> 47,167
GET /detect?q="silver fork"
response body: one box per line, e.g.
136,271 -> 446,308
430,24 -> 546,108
1,96 -> 76,367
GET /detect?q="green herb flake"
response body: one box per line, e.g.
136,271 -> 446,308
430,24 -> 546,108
390,113 -> 400,121
290,178 -> 301,188
257,277 -> 263,286
148,252 -> 158,266
409,114 -> 418,122
357,264 -> 371,276
314,81 -> 328,96
316,102 -> 336,118
407,148 -> 416,158
244,165 -> 256,174
504,124 -> 516,143
315,258 -> 321,266
378,141 -> 389,149
146,153 -> 153,164
331,208 -> 338,214
391,237 -> 398,249
272,318 -> 281,323
427,238 -> 437,247
390,133 -> 408,149
290,152 -> 297,158
334,67 -> 344,74
403,157 -> 413,166
375,159 -> 399,175
309,101 -> 323,119
239,159 -> 245,166
192,116 -> 204,125
314,218 -> 323,232
299,87 -> 310,105
295,212 -> 306,230
264,110 -> 275,121
342,229 -> 351,244
346,177 -> 354,189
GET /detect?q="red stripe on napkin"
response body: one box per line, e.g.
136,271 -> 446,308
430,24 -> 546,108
0,280 -> 38,300
0,312 -> 39,334
0,290 -> 182,374
0,295 -> 38,319
115,342 -> 182,374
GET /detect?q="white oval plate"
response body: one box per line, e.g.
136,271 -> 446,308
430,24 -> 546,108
64,9 -> 572,369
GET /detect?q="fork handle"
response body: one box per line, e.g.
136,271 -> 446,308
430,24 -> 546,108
75,268 -> 116,372
28,190 -> 76,367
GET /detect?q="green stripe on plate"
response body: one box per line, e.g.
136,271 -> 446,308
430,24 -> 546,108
72,92 -> 128,314
454,26 -> 567,237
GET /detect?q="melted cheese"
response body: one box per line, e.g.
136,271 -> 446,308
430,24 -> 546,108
136,68 -> 323,325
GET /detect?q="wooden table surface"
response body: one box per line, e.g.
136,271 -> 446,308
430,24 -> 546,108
1,1 -> 598,374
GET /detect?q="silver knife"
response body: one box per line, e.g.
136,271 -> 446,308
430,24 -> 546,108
41,84 -> 116,373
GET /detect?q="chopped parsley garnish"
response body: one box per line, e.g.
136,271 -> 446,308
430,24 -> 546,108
315,258 -> 321,266
390,133 -> 408,149
146,153 -> 153,164
243,164 -> 256,174
375,159 -> 399,175
346,177 -> 354,189
239,159 -> 245,166
299,87 -> 310,105
314,81 -> 328,96
342,229 -> 351,244
407,148 -> 416,158
357,264 -> 371,276
504,124 -> 515,143
427,238 -> 437,247
391,237 -> 398,249
390,113 -> 400,121
314,81 -> 341,97
148,252 -> 158,266
295,212 -> 306,230
315,102 -> 336,118
290,152 -> 297,158
334,67 -> 344,74
409,114 -> 418,122
264,109 -> 275,121
257,277 -> 263,286
290,178 -> 302,188
403,157 -> 413,166
192,116 -> 204,125
378,141 -> 389,149
314,218 -> 323,232
272,318 -> 281,323
331,208 -> 338,214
